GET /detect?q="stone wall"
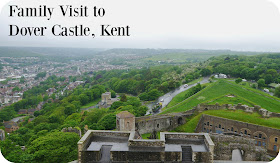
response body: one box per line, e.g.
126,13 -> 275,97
61,127 -> 82,137
210,134 -> 269,161
81,151 -> 100,163
78,131 -> 94,163
78,130 -> 214,163
92,131 -> 131,138
195,103 -> 280,118
117,117 -> 135,131
197,114 -> 280,156
134,103 -> 279,135
135,112 -> 193,134
77,130 -> 131,163
193,152 -> 213,163
128,139 -> 165,147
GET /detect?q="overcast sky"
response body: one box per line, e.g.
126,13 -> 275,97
0,0 -> 280,52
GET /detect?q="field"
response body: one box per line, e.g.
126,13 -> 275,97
162,80 -> 280,114
173,110 -> 280,133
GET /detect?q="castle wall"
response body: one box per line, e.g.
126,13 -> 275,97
135,113 -> 193,134
196,103 -> 280,118
197,114 -> 280,156
78,130 -> 214,163
210,134 -> 269,161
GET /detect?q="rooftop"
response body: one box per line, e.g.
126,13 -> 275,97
116,111 -> 135,118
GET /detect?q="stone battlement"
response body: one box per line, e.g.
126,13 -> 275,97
78,130 -> 214,163
195,103 -> 280,118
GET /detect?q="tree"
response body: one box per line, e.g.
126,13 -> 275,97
120,94 -> 127,102
257,79 -> 266,88
200,68 -> 212,77
264,74 -> 273,84
110,90 -> 116,98
64,104 -> 76,115
28,132 -> 80,163
35,72 -> 47,80
185,74 -> 194,83
43,95 -> 48,101
20,76 -> 25,83
78,94 -> 89,105
275,87 -> 280,98
97,113 -> 116,130
135,106 -> 148,116
51,93 -> 56,100
0,139 -> 25,162
147,89 -> 161,100
109,101 -> 124,110
139,92 -> 149,101
84,109 -> 107,124
235,78 -> 242,84
12,86 -> 21,92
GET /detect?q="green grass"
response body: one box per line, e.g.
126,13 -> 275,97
166,82 -> 207,108
162,80 -> 280,114
172,114 -> 202,133
228,80 -> 280,101
207,95 -> 254,107
141,132 -> 160,139
173,110 -> 280,133
81,98 -> 100,109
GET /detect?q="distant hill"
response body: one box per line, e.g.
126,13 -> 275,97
0,47 -> 268,58
97,48 -> 265,56
0,47 -> 42,57
0,47 -> 105,58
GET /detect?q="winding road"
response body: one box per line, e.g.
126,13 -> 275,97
146,76 -> 210,115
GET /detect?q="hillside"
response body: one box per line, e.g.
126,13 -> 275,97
162,80 -> 280,114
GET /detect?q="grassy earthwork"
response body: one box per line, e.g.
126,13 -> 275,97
162,80 -> 280,114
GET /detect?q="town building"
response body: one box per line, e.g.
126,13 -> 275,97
3,121 -> 19,133
214,74 -> 227,79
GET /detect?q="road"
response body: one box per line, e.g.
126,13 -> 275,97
10,116 -> 26,123
146,76 -> 210,115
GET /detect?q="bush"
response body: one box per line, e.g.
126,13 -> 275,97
235,78 -> 242,84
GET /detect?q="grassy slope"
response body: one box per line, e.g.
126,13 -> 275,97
207,95 -> 254,107
173,110 -> 280,133
81,98 -> 100,109
162,80 -> 280,114
172,114 -> 202,133
166,79 -> 205,108
228,80 -> 280,101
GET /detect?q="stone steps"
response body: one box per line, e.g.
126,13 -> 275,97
182,146 -> 193,162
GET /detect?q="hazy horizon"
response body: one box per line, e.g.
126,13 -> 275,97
0,45 -> 278,53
